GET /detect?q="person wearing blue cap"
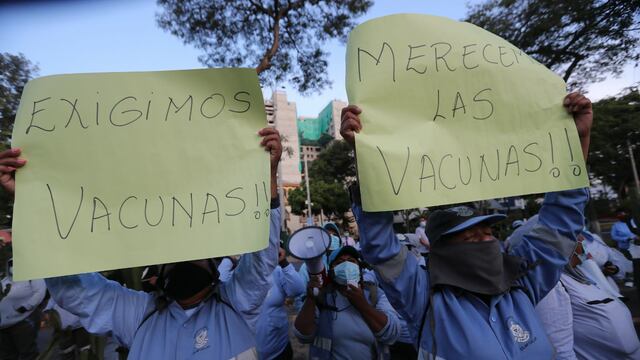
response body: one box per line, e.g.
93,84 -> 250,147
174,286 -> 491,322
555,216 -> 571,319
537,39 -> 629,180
0,128 -> 284,360
340,92 -> 593,359
294,245 -> 400,359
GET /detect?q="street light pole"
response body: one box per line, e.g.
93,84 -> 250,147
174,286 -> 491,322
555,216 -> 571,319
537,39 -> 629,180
304,150 -> 313,225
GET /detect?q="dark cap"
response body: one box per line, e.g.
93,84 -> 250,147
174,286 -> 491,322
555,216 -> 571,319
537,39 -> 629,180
328,245 -> 361,267
426,206 -> 506,245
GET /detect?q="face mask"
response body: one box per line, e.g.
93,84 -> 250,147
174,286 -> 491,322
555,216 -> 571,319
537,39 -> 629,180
330,235 -> 341,250
332,261 -> 361,287
163,262 -> 214,301
419,221 -> 427,228
429,240 -> 524,296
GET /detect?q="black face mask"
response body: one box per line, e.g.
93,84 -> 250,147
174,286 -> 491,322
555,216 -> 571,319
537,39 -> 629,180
163,262 -> 214,301
428,240 -> 525,296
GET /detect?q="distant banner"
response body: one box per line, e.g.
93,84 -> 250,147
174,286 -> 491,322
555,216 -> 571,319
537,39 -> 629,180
11,68 -> 270,280
346,14 -> 589,211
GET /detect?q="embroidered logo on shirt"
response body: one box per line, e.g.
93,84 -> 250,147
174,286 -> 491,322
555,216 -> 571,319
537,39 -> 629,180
508,319 -> 530,343
194,327 -> 209,352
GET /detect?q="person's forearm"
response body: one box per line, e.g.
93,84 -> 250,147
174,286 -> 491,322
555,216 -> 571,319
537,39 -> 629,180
580,132 -> 590,161
353,300 -> 388,334
294,296 -> 317,336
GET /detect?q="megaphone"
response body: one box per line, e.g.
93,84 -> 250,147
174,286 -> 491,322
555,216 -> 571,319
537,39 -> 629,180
287,226 -> 331,295
287,226 -> 331,274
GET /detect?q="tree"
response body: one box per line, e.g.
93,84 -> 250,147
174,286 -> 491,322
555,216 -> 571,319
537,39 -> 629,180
157,0 -> 372,94
288,140 -> 355,217
0,53 -> 38,228
0,53 -> 38,150
588,87 -> 640,198
465,0 -> 640,88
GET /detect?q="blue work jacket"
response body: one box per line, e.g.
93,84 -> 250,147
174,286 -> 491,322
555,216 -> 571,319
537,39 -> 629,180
354,189 -> 588,359
46,207 -> 281,360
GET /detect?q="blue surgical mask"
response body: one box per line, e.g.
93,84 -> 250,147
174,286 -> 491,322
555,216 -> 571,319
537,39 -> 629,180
329,235 -> 341,250
419,221 -> 426,228
332,261 -> 360,286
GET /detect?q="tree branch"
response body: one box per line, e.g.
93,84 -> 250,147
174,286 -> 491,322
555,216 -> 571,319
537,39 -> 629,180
256,1 -> 285,74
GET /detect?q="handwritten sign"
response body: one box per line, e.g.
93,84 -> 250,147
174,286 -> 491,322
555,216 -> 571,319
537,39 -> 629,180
11,68 -> 271,280
346,14 -> 589,211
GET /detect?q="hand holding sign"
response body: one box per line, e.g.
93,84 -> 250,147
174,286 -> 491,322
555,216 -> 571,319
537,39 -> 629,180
10,68 -> 275,280
345,14 -> 591,211
562,92 -> 593,160
0,148 -> 26,195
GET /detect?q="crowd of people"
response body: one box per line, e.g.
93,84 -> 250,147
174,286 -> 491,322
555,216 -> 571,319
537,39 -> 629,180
0,92 -> 639,359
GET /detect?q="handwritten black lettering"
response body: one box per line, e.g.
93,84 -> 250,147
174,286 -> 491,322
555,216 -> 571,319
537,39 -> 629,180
118,196 -> 138,229
431,42 -> 456,72
91,197 -> 111,232
462,43 -> 479,70
377,146 -> 410,196
419,155 -> 436,191
229,91 -> 251,113
110,96 -> 142,127
144,196 -> 164,227
523,142 -> 543,173
202,193 -> 221,224
164,95 -> 194,122
472,88 -> 494,120
406,44 -> 427,74
47,184 -> 83,240
438,154 -> 456,189
26,97 -> 53,134
357,42 -> 396,82
225,187 -> 246,216
61,98 -> 88,129
200,93 -> 225,119
172,194 -> 194,227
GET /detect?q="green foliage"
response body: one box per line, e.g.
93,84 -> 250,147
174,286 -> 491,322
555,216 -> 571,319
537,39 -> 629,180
157,0 -> 372,94
465,0 -> 640,88
307,140 -> 356,183
589,89 -> 640,197
288,140 -> 355,216
0,53 -> 38,150
0,53 -> 38,228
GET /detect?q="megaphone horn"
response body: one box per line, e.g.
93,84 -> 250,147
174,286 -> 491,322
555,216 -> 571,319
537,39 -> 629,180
287,226 -> 331,275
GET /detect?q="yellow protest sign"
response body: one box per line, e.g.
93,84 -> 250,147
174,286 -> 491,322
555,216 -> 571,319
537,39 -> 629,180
11,68 -> 271,280
346,14 -> 589,211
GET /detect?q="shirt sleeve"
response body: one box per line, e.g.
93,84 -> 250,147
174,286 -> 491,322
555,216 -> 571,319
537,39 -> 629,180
372,287 -> 401,345
352,202 -> 429,330
510,188 -> 588,304
220,202 -> 281,332
45,273 -> 154,347
24,279 -> 46,311
279,263 -> 306,298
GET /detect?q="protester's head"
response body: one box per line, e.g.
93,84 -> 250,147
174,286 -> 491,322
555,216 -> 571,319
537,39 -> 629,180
615,208 -> 629,221
324,222 -> 341,251
419,216 -> 427,228
328,246 -> 362,287
426,206 -> 506,246
158,259 -> 220,304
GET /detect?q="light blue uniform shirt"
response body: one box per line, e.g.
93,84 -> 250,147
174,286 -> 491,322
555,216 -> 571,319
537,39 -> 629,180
353,189 -> 588,360
561,272 -> 640,359
0,277 -> 46,329
293,270 -> 400,359
255,264 -> 305,360
610,221 -> 637,250
46,207 -> 281,360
